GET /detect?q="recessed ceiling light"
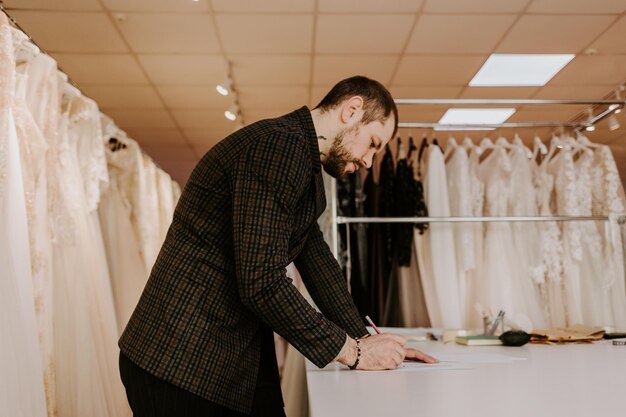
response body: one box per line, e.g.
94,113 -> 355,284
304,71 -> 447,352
436,108 -> 516,130
469,54 -> 575,87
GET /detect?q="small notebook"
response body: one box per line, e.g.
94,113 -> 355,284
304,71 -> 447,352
455,335 -> 502,346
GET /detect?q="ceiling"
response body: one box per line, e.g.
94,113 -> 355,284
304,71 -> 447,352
3,0 -> 626,185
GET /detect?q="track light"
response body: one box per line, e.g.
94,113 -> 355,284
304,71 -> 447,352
615,88 -> 623,114
608,114 -> 620,131
225,104 -> 239,121
585,108 -> 595,132
216,78 -> 232,96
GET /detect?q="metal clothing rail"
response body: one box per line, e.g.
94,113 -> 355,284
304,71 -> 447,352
337,215 -> 623,224
398,122 -> 581,129
393,97 -> 626,130
394,99 -> 626,106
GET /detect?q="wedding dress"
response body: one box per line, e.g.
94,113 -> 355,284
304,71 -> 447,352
479,146 -> 546,330
419,144 -> 462,328
534,155 -> 566,327
99,141 -> 149,331
445,144 -> 474,326
590,144 -> 626,330
0,15 -> 48,416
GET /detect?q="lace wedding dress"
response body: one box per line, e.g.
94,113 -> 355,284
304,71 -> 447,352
0,15 -> 48,417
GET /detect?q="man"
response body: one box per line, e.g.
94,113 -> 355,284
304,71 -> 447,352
119,76 -> 437,417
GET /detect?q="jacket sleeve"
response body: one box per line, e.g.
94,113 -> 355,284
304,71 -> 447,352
294,223 -> 369,339
231,140 -> 346,368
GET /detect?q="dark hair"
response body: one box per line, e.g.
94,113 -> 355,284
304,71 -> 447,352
315,76 -> 398,138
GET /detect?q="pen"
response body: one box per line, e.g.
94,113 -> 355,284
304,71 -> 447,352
365,315 -> 381,335
488,310 -> 504,335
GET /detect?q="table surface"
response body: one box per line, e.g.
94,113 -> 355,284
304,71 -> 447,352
306,331 -> 626,417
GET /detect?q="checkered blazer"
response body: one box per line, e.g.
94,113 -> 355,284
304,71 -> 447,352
119,107 -> 368,414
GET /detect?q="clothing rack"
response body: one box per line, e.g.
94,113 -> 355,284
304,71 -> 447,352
329,96 -> 626,258
395,97 -> 626,131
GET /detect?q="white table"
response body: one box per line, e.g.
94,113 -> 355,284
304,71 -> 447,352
306,336 -> 626,417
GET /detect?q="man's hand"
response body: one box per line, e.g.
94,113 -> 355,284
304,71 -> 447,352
404,347 -> 438,364
337,334 -> 439,370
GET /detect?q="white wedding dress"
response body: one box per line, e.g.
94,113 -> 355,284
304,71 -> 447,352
590,144 -> 626,330
534,155 -> 566,328
479,147 -> 546,330
418,144 -> 462,328
99,140 -> 149,331
0,16 -> 48,417
445,145 -> 474,327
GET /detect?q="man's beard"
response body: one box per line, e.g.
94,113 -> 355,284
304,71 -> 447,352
322,126 -> 360,178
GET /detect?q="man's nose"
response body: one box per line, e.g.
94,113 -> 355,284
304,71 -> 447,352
361,154 -> 373,168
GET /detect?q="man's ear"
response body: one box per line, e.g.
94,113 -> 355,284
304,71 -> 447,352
339,96 -> 364,124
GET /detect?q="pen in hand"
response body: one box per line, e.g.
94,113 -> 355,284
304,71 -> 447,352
365,315 -> 382,335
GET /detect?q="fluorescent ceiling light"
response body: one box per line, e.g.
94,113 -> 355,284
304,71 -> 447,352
435,108 -> 516,131
469,54 -> 575,87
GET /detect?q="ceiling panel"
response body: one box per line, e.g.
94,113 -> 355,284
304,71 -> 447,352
459,87 -> 540,98
211,0 -> 314,12
390,86 -> 464,99
396,108 -> 447,123
527,0 -> 626,14
238,86 -> 309,109
192,143 -> 219,156
216,14 -> 313,54
3,0 -> 102,10
157,85 -> 232,109
172,109 -> 236,130
8,11 -> 128,53
185,129 -> 233,144
115,13 -> 220,53
138,55 -> 227,85
123,128 -> 186,144
141,144 -> 197,160
406,14 -> 516,54
507,108 -> 582,122
244,108 -> 298,124
50,53 -> 148,84
497,15 -> 616,53
81,85 -> 163,109
309,85 -> 333,107
316,14 -> 415,54
318,0 -> 424,13
102,110 -> 177,129
548,55 -> 626,85
101,0 -> 210,12
393,55 -> 487,85
533,85 -> 613,99
590,16 -> 626,54
233,55 -> 311,86
313,55 -> 398,85
423,0 -> 529,13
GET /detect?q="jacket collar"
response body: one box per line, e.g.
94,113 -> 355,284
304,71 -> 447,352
294,106 -> 321,175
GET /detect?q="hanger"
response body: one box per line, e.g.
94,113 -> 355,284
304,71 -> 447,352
15,38 -> 39,64
512,133 -> 534,159
545,134 -> 565,163
444,136 -> 458,160
576,132 -> 600,149
407,136 -> 417,161
418,136 -> 429,163
532,136 -> 548,160
463,136 -> 474,150
495,135 -> 514,150
478,137 -> 495,155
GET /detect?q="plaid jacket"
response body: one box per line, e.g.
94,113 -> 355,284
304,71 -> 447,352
119,107 -> 368,414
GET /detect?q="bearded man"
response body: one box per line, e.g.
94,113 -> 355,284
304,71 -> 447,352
118,76 -> 436,417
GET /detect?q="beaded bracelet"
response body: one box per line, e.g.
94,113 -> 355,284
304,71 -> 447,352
348,337 -> 361,370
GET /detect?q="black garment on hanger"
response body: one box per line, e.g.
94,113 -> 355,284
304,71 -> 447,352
336,171 -> 370,321
363,146 -> 395,322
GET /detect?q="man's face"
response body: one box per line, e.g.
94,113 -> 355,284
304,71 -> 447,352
322,116 -> 395,178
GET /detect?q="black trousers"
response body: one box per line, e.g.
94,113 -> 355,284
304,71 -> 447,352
119,330 -> 286,417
